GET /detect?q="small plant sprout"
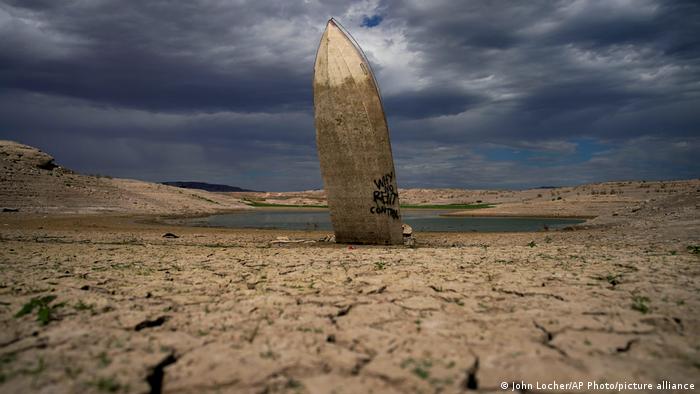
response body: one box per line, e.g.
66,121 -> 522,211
631,295 -> 650,314
606,274 -> 620,286
15,295 -> 65,325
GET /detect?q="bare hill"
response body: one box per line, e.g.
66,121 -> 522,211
0,140 -> 249,215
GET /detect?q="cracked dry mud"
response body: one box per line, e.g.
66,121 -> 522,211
1,192 -> 699,394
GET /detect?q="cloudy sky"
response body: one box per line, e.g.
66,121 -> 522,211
1,0 -> 698,190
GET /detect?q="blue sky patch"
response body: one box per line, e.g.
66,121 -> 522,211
361,14 -> 383,28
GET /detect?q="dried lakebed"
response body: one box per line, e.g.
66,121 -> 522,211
179,209 -> 586,232
0,190 -> 697,393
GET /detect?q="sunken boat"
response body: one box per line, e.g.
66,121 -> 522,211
313,18 -> 403,245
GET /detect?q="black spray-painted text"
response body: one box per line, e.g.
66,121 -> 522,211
370,171 -> 399,220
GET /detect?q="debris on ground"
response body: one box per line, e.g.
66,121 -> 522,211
320,234 -> 336,243
270,236 -> 316,245
402,223 -> 416,247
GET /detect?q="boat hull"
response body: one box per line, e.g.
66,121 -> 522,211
313,19 -> 403,245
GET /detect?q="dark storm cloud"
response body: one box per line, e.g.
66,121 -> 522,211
546,0 -> 700,50
1,0 -> 698,190
0,90 -> 320,191
0,1 -> 331,112
375,0 -> 700,164
384,87 -> 483,119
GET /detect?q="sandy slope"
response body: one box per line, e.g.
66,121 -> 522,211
0,140 -> 699,393
0,140 -> 249,215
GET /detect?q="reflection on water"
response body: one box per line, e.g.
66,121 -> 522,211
184,210 -> 585,233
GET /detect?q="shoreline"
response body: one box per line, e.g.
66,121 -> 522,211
0,211 -> 594,244
155,208 -> 591,234
0,207 -> 594,236
439,211 -> 596,220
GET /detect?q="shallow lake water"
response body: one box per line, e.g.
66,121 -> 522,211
184,209 -> 585,232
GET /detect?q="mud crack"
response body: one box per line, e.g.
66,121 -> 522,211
533,321 -> 568,357
463,356 -> 479,390
367,285 -> 387,294
146,353 -> 178,394
135,316 -> 169,331
494,287 -> 565,301
351,355 -> 372,375
616,338 -> 639,353
329,304 -> 353,325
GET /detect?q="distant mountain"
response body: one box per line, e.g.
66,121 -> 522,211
162,181 -> 258,192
